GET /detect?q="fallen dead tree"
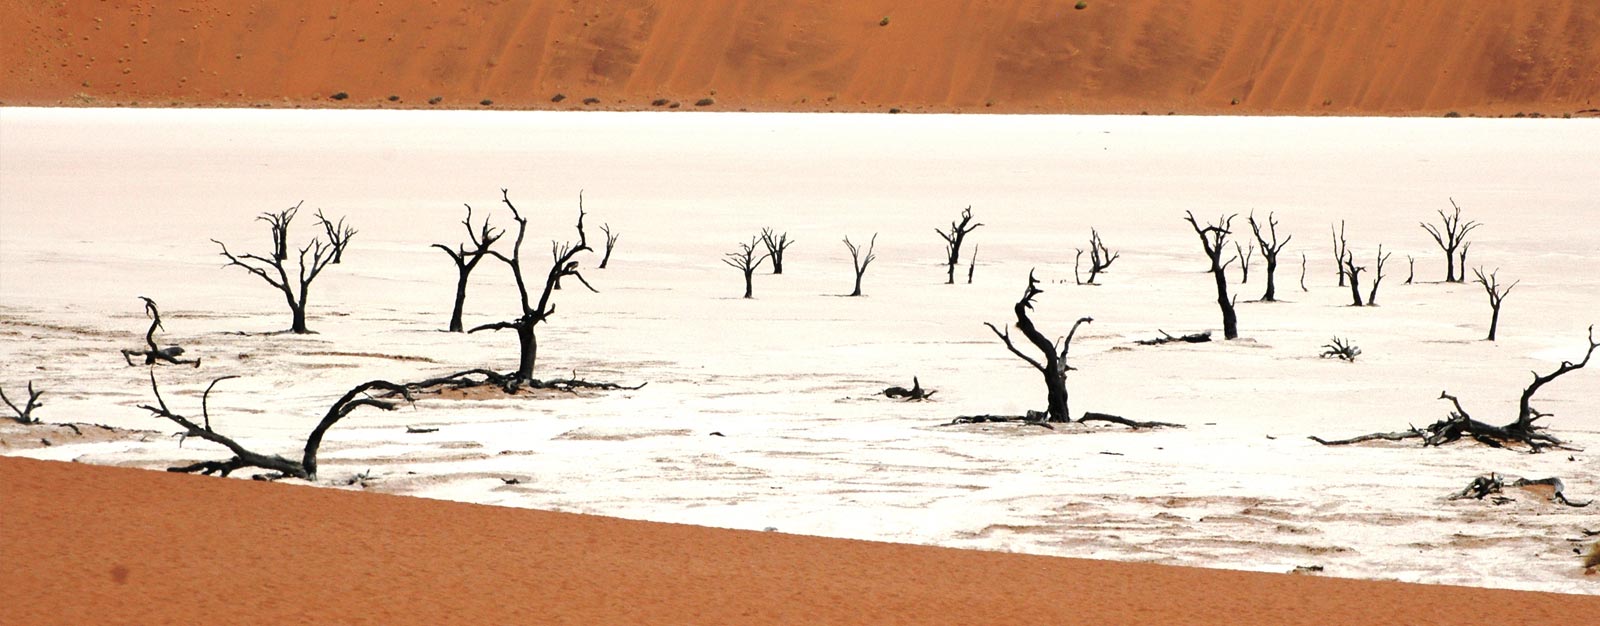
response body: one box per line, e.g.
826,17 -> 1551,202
949,270 -> 1182,431
140,372 -> 409,481
883,377 -> 935,400
1311,325 -> 1597,452
396,368 -> 645,396
120,297 -> 200,367
1134,330 -> 1212,346
1448,473 -> 1590,508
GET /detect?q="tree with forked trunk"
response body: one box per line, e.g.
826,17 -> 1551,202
1472,267 -> 1518,341
1421,199 -> 1482,283
139,372 -> 409,481
1080,228 -> 1119,284
213,202 -> 355,334
1366,245 -> 1393,305
431,205 -> 504,332
760,228 -> 794,274
1247,211 -> 1292,301
1233,241 -> 1254,284
1312,326 -> 1598,452
120,297 -> 200,367
723,236 -> 769,298
1341,251 -> 1366,306
1331,220 -> 1348,287
598,223 -> 619,269
1183,212 -> 1239,340
843,233 -> 877,297
964,271 -> 1180,430
468,189 -> 598,387
1,382 -> 44,425
936,207 -> 982,285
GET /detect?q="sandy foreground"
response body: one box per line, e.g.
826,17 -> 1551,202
4,0 -> 1599,116
3,455 -> 1595,625
2,109 -> 1599,619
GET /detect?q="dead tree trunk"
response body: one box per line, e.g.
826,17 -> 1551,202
1300,252 -> 1308,292
1073,249 -> 1084,285
1421,199 -> 1482,283
140,373 -> 408,481
1183,212 -> 1240,340
1311,326 -> 1597,451
760,228 -> 794,275
1331,220 -> 1348,287
1342,251 -> 1366,307
1366,245 -> 1392,306
1472,267 -> 1518,341
213,202 -> 354,334
844,234 -> 877,297
469,189 -> 597,386
1,382 -> 43,425
982,271 -> 1090,423
598,223 -> 619,269
1233,241 -> 1254,284
120,297 -> 201,367
1084,229 -> 1119,284
967,244 -> 977,284
1406,255 -> 1415,284
431,205 -> 503,333
936,207 -> 982,285
723,236 -> 769,298
1458,242 -> 1472,280
1248,211 -> 1292,302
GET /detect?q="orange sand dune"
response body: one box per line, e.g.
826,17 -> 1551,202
2,456 -> 1593,625
3,0 -> 1597,115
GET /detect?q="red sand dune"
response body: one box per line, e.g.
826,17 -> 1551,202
4,0 -> 1598,115
2,456 -> 1594,625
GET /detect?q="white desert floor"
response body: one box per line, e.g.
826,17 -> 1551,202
1,108 -> 1596,593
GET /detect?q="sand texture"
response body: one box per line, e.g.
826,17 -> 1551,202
4,0 -> 1599,115
4,455 -> 1596,625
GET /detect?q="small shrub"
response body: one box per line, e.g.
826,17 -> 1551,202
695,97 -> 715,107
1075,1 -> 1088,9
330,92 -> 349,101
879,17 -> 890,26
480,99 -> 493,106
888,107 -> 901,114
551,93 -> 566,103
387,95 -> 400,102
1444,111 -> 1461,118
1230,97 -> 1240,105
583,97 -> 601,105
668,101 -> 681,109
651,98 -> 669,106
427,96 -> 443,105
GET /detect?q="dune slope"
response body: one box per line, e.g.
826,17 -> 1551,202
3,0 -> 1598,115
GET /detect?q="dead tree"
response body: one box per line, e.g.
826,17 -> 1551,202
1248,211 -> 1292,301
1320,337 -> 1360,362
213,202 -> 354,334
1366,245 -> 1393,306
598,223 -> 619,269
1311,325 -> 1598,451
1472,267 -> 1518,341
120,297 -> 200,367
1,382 -> 43,425
1342,251 -> 1366,307
1183,212 -> 1240,340
1406,255 -> 1415,284
431,205 -> 504,333
469,189 -> 598,386
760,228 -> 794,275
1072,249 -> 1084,285
967,244 -> 978,284
966,272 -> 1179,430
1421,199 -> 1481,283
843,234 -> 877,297
140,372 -> 408,481
936,207 -> 982,285
1135,330 -> 1212,345
314,209 -> 356,264
1299,252 -> 1308,292
723,236 -> 769,299
1331,220 -> 1348,286
1448,474 -> 1590,508
883,376 -> 935,400
550,241 -> 573,289
1232,241 -> 1254,284
1083,229 -> 1119,284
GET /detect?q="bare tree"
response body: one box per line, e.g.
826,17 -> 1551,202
1421,199 -> 1482,283
1083,229 -> 1119,284
469,189 -> 597,386
973,271 -> 1179,429
1183,212 -> 1240,340
140,372 -> 408,481
1299,252 -> 1308,292
723,236 -> 769,299
843,234 -> 877,297
1366,245 -> 1393,305
1341,251 -> 1366,306
431,205 -> 503,332
760,228 -> 794,274
1248,211 -> 1292,301
598,223 -> 620,269
1072,249 -> 1084,285
314,209 -> 357,264
967,244 -> 978,284
1472,267 -> 1518,341
1320,337 -> 1361,362
1330,220 -> 1348,287
1,382 -> 43,425
1232,241 -> 1254,284
1313,326 -> 1597,451
120,297 -> 200,366
936,207 -> 983,285
212,202 -> 355,334
1406,255 -> 1415,284
550,241 -> 573,290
